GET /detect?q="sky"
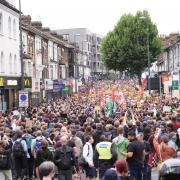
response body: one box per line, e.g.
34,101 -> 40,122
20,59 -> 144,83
15,0 -> 180,36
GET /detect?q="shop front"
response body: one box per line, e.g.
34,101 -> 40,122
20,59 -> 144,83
0,76 -> 19,111
52,81 -> 61,99
44,79 -> 53,101
31,78 -> 41,105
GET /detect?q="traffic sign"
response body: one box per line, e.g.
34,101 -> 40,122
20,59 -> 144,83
19,90 -> 29,107
172,80 -> 179,90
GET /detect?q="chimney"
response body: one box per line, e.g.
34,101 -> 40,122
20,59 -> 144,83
41,27 -> 51,32
31,21 -> 42,29
21,15 -> 31,25
50,31 -> 57,36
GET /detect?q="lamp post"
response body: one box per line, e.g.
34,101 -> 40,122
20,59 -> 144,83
19,0 -> 24,90
139,16 -> 151,95
82,40 -> 87,77
74,34 -> 80,93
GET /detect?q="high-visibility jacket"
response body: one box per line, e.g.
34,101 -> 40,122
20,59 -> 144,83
96,141 -> 112,160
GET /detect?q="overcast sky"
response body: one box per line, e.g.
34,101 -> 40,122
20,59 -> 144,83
15,0 -> 180,36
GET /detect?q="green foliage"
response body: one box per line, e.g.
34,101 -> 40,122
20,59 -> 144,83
101,10 -> 162,80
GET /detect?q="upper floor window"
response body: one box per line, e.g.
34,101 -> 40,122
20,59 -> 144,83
13,19 -> 16,39
0,51 -> 4,73
8,17 -> 11,38
0,13 -> 3,34
14,55 -> 17,74
9,53 -> 12,74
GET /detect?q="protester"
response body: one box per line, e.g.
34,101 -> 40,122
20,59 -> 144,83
154,135 -> 177,165
35,139 -> 53,178
83,135 -> 97,180
13,130 -> 28,180
0,79 -> 179,180
112,126 -> 129,160
54,135 -> 76,180
121,131 -> 145,180
39,161 -> 55,180
0,136 -> 12,180
115,159 -> 135,180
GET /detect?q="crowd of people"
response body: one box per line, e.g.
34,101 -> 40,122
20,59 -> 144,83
0,80 -> 179,180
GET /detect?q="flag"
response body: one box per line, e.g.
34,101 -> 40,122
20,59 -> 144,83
112,90 -> 115,101
100,95 -> 106,107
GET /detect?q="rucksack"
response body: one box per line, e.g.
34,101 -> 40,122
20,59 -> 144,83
0,154 -> 8,169
57,146 -> 74,170
13,140 -> 25,158
34,139 -> 42,154
23,135 -> 34,150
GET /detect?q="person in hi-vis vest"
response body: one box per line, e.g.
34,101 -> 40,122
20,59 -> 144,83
94,135 -> 117,179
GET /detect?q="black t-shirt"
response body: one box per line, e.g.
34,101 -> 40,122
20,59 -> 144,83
127,140 -> 144,166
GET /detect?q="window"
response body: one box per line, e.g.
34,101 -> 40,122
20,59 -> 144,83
28,61 -> 31,76
0,52 -> 4,73
54,65 -> 57,79
8,17 -> 11,38
14,55 -> 17,74
0,13 -> 3,34
9,53 -> 12,74
13,19 -> 16,39
50,65 -> 53,79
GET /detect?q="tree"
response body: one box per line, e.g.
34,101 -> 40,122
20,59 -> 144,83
101,10 -> 162,84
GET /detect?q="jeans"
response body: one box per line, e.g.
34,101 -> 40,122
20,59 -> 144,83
14,156 -> 27,179
143,162 -> 151,180
84,166 -> 97,179
129,164 -> 143,180
58,169 -> 72,180
99,169 -> 106,179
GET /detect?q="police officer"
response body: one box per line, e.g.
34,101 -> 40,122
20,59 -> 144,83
94,135 -> 117,179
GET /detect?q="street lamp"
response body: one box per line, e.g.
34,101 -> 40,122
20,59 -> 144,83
139,16 -> 151,95
74,34 -> 80,93
19,0 -> 24,90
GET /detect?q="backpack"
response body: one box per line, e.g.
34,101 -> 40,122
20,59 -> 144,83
24,135 -> 34,150
34,139 -> 42,154
13,140 -> 25,158
57,146 -> 74,170
0,155 -> 8,169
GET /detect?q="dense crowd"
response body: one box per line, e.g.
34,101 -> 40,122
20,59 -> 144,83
0,80 -> 179,180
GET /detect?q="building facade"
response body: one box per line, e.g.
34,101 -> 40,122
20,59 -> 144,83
156,33 -> 180,98
0,0 -> 21,111
21,16 -> 77,104
55,28 -> 106,79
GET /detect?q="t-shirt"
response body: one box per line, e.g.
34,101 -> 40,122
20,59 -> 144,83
112,136 -> 129,160
127,140 -> 144,166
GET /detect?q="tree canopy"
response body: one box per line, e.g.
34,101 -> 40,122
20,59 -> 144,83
101,10 -> 162,84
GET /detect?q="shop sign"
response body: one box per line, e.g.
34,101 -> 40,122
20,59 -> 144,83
24,77 -> 32,88
45,79 -> 53,90
62,86 -> 69,92
59,84 -> 65,89
0,78 -> 4,87
7,80 -> 18,86
162,75 -> 169,82
5,77 -> 19,88
53,81 -> 60,91
19,90 -> 29,107
172,80 -> 179,90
